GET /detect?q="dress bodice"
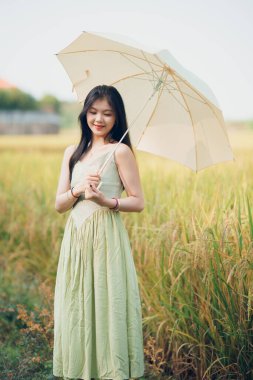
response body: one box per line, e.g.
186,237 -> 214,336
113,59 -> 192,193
69,145 -> 124,229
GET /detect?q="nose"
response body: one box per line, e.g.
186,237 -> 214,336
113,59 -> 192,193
95,113 -> 103,123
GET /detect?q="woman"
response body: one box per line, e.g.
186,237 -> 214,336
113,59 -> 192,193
53,85 -> 145,380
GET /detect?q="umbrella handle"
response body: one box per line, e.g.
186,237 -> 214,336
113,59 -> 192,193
97,181 -> 103,190
96,142 -> 120,191
97,127 -> 130,178
96,92 -> 152,182
95,141 -> 120,191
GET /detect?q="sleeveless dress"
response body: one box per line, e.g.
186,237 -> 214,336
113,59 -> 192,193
53,145 -> 145,380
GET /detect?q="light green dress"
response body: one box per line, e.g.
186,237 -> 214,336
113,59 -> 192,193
53,145 -> 145,380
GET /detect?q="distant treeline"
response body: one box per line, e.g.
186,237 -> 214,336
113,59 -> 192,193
0,88 -> 61,113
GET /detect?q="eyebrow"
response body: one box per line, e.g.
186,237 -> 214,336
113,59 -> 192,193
90,106 -> 112,112
89,106 -> 113,112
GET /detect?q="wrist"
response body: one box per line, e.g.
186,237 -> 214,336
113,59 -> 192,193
104,197 -> 117,209
109,197 -> 120,211
71,186 -> 79,199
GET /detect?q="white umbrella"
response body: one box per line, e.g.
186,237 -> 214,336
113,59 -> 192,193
56,31 -> 234,173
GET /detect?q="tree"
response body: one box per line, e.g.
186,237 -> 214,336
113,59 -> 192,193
0,88 -> 39,110
38,94 -> 61,113
0,89 -> 61,113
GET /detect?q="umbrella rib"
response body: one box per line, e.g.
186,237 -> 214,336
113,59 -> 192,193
73,71 -> 163,89
169,71 -> 198,171
120,52 -> 162,80
176,73 -> 217,109
171,72 -> 232,145
139,52 -> 208,109
58,49 -> 164,70
135,70 -> 169,147
161,84 -> 207,110
163,88 -> 189,112
158,78 -> 190,111
165,85 -> 208,105
115,50 -> 166,92
140,50 -> 163,85
154,53 -> 220,110
110,70 -> 163,87
131,77 -> 162,82
97,93 -> 156,176
160,73 -> 208,106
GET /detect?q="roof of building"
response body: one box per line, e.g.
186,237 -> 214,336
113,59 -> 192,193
0,78 -> 17,89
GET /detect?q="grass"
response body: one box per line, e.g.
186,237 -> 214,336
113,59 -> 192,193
0,126 -> 253,379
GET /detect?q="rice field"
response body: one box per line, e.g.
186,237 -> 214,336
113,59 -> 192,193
0,126 -> 253,379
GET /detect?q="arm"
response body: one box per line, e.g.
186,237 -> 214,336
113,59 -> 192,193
55,145 -> 79,214
89,143 -> 144,212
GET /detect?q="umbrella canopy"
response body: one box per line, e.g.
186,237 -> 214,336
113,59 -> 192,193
56,31 -> 234,172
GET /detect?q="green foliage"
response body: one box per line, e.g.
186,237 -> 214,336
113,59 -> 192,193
59,101 -> 82,129
248,120 -> 253,130
0,132 -> 253,379
0,88 -> 62,113
0,88 -> 39,111
0,272 -> 54,379
39,94 -> 61,113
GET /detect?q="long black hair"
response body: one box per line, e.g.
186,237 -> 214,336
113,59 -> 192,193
69,85 -> 133,181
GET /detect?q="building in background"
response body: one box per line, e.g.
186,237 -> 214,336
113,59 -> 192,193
0,78 -> 17,89
0,78 -> 60,134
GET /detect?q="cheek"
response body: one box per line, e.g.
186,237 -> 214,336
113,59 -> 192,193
86,114 -> 94,125
109,116 -> 116,127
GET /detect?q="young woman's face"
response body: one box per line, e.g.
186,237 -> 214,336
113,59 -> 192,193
86,97 -> 116,139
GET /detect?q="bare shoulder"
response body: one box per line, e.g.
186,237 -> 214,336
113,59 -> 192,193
64,144 -> 76,158
114,143 -> 134,160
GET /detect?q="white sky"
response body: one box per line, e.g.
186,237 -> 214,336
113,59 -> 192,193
0,0 -> 252,120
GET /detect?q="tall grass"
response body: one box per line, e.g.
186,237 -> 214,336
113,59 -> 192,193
0,129 -> 253,379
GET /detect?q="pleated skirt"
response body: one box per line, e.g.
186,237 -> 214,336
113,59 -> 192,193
53,209 -> 145,380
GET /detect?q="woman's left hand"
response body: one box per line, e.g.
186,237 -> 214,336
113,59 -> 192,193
84,184 -> 107,206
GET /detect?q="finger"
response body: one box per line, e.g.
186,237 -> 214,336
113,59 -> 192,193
90,178 -> 101,184
85,178 -> 99,184
88,174 -> 101,179
90,185 -> 100,193
88,176 -> 101,182
89,181 -> 100,187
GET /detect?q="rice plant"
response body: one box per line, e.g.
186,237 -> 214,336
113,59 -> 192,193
0,128 -> 252,379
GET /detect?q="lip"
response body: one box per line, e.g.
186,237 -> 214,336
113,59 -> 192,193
94,124 -> 104,129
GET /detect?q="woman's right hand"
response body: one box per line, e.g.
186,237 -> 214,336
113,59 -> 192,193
73,173 -> 101,197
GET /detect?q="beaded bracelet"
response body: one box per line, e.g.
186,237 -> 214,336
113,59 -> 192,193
109,197 -> 120,211
70,186 -> 79,199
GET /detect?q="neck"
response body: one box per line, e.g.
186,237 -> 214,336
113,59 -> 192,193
90,135 -> 109,148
